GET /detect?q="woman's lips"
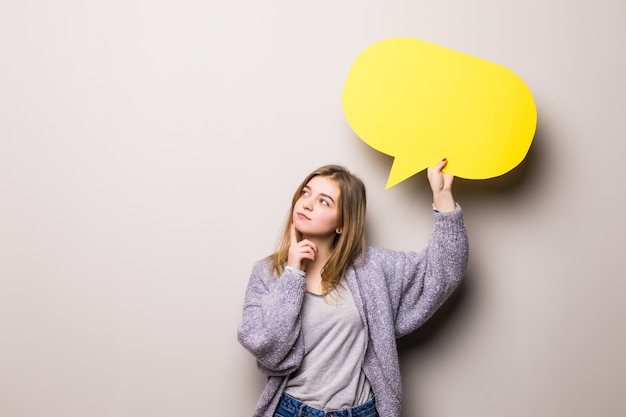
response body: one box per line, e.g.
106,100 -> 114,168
296,212 -> 310,220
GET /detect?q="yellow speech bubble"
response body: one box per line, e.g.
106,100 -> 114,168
342,38 -> 537,188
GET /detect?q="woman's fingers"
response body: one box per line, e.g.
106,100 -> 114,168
296,239 -> 318,261
427,158 -> 454,192
434,157 -> 447,172
290,220 -> 298,245
287,224 -> 318,269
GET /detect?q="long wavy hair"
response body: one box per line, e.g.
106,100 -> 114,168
268,165 -> 367,294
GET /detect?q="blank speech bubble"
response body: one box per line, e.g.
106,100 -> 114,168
342,38 -> 537,188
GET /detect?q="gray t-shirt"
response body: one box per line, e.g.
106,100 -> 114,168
285,282 -> 372,410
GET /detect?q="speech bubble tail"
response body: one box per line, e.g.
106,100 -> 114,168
386,157 -> 425,189
385,176 -> 404,189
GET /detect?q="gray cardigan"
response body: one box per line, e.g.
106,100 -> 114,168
237,207 -> 469,417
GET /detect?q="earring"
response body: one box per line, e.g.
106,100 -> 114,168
335,228 -> 343,234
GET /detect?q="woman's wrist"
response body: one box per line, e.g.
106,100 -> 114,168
432,190 -> 456,212
285,265 -> 306,277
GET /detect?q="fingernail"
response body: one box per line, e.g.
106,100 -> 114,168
442,158 -> 447,162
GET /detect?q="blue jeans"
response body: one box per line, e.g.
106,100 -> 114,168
274,394 -> 378,417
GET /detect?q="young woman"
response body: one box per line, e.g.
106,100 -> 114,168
237,160 -> 469,417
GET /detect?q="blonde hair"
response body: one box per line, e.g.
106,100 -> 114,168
268,165 -> 367,294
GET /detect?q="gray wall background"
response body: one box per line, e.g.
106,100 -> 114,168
1,1 -> 625,416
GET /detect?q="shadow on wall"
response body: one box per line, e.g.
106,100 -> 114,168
396,270 -> 472,353
454,129 -> 546,203
395,120 -> 548,351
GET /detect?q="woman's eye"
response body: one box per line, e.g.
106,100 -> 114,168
320,199 -> 329,206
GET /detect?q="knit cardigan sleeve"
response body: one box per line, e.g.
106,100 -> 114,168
392,205 -> 469,337
237,261 -> 307,376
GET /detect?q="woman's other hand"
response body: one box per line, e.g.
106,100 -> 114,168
287,220 -> 317,271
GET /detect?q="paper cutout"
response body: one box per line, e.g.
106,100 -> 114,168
342,38 -> 537,188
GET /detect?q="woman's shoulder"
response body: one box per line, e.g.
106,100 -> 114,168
251,257 -> 274,275
244,259 -> 282,291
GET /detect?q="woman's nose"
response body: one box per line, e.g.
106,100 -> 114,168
302,197 -> 313,210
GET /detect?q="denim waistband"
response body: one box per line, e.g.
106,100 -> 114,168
276,393 -> 378,417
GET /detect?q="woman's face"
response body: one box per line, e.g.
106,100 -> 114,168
293,175 -> 340,239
